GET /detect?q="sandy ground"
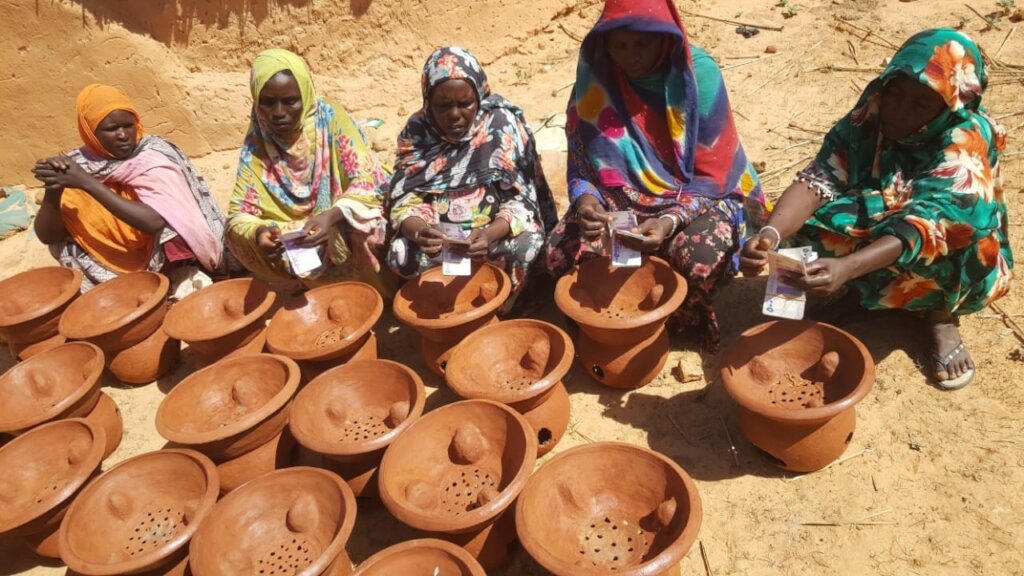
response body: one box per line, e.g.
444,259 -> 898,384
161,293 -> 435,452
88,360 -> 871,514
2,1 -> 1024,574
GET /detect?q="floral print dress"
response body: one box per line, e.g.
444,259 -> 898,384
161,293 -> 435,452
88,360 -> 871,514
227,49 -> 392,293
793,28 -> 1012,315
388,47 -> 557,305
546,0 -> 766,348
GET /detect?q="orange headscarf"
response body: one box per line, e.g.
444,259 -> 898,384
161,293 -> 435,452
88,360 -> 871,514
76,84 -> 145,158
60,84 -> 154,273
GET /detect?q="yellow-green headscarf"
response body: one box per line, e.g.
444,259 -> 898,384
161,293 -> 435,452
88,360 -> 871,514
228,48 -> 392,289
249,48 -> 318,153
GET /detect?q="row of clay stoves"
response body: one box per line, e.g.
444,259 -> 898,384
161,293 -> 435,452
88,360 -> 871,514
0,395 -> 703,576
384,257 -> 876,476
392,264 -> 573,458
0,267 -> 279,384
549,256 -> 876,474
0,259 -> 877,574
0,426 -> 359,576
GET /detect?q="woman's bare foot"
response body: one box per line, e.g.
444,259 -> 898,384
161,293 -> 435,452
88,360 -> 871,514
927,311 -> 975,389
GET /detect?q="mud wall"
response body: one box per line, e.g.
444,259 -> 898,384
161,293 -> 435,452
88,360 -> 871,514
1,0 -> 567,185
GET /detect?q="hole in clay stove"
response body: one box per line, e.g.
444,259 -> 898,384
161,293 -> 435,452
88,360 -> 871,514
845,431 -> 853,445
577,516 -> 647,568
591,365 -> 605,380
538,428 -> 553,446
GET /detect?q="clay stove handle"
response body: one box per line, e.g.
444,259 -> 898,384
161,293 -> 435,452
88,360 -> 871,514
285,493 -> 320,534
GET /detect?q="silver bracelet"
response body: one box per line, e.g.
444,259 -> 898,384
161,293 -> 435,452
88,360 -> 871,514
759,225 -> 782,250
659,214 -> 680,237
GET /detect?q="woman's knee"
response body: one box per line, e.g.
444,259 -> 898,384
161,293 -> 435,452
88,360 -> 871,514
388,236 -> 434,278
509,230 -> 545,266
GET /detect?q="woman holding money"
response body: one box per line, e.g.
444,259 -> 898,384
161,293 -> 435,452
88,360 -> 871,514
740,29 -> 1013,390
387,46 -> 557,313
227,49 -> 393,293
544,0 -> 767,349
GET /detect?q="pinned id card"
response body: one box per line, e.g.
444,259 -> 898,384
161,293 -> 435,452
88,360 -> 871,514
608,211 -> 642,269
440,223 -> 472,277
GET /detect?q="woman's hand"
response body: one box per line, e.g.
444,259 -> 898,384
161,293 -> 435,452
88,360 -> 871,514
297,209 -> 341,248
786,258 -> 853,297
32,156 -> 94,192
618,217 -> 673,253
577,194 -> 610,241
256,226 -> 283,258
739,230 -> 779,277
402,217 -> 445,257
465,228 -> 489,260
464,219 -> 510,260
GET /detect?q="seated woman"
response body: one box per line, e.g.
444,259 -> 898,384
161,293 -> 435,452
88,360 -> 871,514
227,48 -> 392,293
740,29 -> 1012,390
387,46 -> 557,310
32,84 -> 228,292
545,0 -> 766,348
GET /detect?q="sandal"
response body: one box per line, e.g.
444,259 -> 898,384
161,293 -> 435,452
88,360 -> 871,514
933,340 -> 976,391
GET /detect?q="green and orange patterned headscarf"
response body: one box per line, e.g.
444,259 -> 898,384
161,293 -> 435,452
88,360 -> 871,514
815,28 -> 1000,198
807,28 -> 1012,312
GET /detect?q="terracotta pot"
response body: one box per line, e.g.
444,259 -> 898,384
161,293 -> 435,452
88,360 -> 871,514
352,538 -> 487,576
65,554 -> 192,576
720,320 -> 875,473
555,256 -> 686,346
0,342 -> 104,435
445,319 -> 573,457
163,278 -> 276,364
0,267 -> 82,345
84,392 -> 124,459
58,449 -> 220,575
378,399 -> 537,571
422,318 -> 496,376
554,257 -> 683,388
298,331 -> 379,383
191,326 -> 268,370
393,264 -> 511,376
59,272 -> 170,354
578,324 -> 670,389
290,359 -> 426,498
108,327 -> 181,385
216,428 -> 298,495
223,326 -> 267,360
516,442 -> 702,576
189,467 -> 357,576
156,354 -> 300,461
267,282 -> 383,362
0,418 -> 106,560
8,332 -> 67,361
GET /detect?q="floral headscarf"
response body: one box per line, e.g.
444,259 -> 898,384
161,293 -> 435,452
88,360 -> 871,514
806,28 -> 1012,310
389,46 -> 557,231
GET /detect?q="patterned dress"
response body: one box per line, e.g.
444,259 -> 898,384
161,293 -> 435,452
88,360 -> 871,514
227,49 -> 392,293
792,29 -> 1012,315
387,47 -> 557,307
545,0 -> 766,348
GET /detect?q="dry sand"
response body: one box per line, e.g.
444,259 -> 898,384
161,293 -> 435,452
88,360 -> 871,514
2,1 -> 1023,574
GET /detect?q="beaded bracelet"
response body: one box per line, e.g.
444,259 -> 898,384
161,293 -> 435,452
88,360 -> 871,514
794,164 -> 838,203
